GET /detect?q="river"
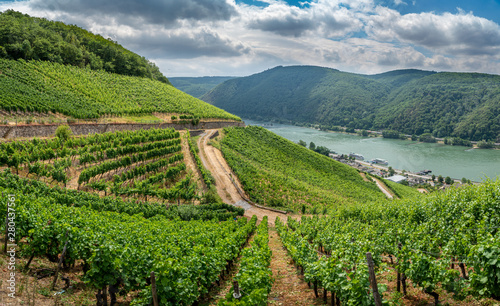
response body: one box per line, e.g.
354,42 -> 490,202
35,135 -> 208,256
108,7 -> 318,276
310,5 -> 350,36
244,119 -> 500,182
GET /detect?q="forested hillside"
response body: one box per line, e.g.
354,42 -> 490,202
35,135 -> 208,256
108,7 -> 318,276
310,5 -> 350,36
0,10 -> 168,83
169,76 -> 234,97
203,66 -> 500,141
374,72 -> 500,140
204,66 -> 392,130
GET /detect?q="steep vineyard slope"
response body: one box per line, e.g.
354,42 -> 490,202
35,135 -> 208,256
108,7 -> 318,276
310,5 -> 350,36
0,58 -> 240,120
219,126 -> 389,212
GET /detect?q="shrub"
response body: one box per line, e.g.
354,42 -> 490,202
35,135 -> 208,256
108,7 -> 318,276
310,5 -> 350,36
55,124 -> 72,141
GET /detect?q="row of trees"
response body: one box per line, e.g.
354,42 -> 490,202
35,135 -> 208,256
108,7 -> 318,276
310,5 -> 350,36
298,140 -> 332,156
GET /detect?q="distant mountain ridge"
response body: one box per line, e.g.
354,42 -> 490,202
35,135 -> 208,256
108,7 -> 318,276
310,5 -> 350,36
202,66 -> 500,141
169,76 -> 235,98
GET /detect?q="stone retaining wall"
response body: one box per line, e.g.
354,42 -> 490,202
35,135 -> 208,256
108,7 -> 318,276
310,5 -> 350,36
0,121 -> 244,139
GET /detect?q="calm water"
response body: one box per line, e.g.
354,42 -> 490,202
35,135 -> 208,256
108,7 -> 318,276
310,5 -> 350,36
244,119 -> 500,182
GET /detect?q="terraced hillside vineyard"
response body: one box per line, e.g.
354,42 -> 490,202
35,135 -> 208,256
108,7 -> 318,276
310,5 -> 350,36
0,128 -> 203,203
0,58 -> 241,120
219,126 -> 399,212
0,9 -> 498,305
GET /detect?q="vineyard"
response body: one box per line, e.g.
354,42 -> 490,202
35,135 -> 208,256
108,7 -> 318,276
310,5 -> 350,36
0,58 -> 240,120
0,127 -> 209,203
219,126 -> 396,212
0,125 -> 499,305
0,180 -> 253,305
274,179 -> 500,304
2,7 -> 498,306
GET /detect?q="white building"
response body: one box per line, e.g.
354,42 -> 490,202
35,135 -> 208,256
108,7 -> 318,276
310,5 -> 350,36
387,175 -> 407,184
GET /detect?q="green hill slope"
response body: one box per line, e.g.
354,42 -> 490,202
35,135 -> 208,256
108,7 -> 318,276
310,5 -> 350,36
169,76 -> 235,98
0,10 -> 168,83
219,126 -> 399,212
0,58 -> 240,120
365,69 -> 436,87
373,72 -> 500,140
203,66 -> 500,141
203,65 -> 391,129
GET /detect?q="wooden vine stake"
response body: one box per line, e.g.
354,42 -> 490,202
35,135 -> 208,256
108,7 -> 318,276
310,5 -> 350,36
366,252 -> 382,306
151,271 -> 159,306
51,237 -> 69,290
233,281 -> 242,300
398,243 -> 407,295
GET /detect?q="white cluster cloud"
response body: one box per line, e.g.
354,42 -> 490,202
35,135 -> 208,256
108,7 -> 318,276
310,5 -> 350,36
1,0 -> 500,76
240,0 -> 364,38
365,7 -> 500,56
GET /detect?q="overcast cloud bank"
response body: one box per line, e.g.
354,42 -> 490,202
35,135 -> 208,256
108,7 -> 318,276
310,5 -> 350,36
1,0 -> 499,76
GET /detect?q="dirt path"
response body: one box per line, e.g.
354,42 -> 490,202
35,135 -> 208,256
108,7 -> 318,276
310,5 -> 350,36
359,172 -> 371,182
360,172 -> 395,199
267,227 -> 323,305
371,176 -> 395,199
180,130 -> 205,194
197,130 -> 289,226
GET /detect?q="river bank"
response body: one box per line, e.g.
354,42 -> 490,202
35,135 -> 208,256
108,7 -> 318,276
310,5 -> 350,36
330,154 -> 467,187
245,119 -> 500,182
250,121 -> 500,150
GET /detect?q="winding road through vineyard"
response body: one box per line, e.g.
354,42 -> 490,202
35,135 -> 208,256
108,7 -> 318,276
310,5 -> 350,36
197,129 -> 324,305
197,129 -> 291,226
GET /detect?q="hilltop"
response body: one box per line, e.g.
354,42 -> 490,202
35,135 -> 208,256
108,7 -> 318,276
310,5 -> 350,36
169,76 -> 234,98
0,10 -> 168,83
0,11 -> 240,122
202,66 -> 500,141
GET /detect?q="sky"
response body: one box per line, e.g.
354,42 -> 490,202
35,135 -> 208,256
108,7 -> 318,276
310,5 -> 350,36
1,0 -> 500,77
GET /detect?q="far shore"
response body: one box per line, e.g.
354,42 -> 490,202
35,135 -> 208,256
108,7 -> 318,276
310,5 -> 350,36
248,120 -> 500,149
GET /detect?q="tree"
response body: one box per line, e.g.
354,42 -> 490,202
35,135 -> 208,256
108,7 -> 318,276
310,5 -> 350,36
382,130 -> 401,139
388,166 -> 396,176
298,140 -> 307,147
309,142 -> 316,150
432,174 -> 436,181
445,176 -> 452,185
437,175 -> 444,184
55,124 -> 73,142
315,146 -> 330,156
419,133 -> 437,143
477,140 -> 495,149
